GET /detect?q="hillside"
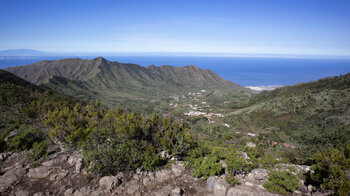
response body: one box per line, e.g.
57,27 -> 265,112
223,73 -> 350,161
5,57 -> 249,112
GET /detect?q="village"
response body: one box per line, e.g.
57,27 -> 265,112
164,89 -> 297,150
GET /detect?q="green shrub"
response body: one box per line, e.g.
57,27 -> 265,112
192,155 -> 222,179
6,125 -> 46,151
142,145 -> 164,171
310,146 -> 350,195
82,139 -> 144,175
263,170 -> 299,195
45,103 -> 197,175
260,153 -> 279,169
226,175 -> 240,186
226,152 -> 257,173
27,140 -> 49,163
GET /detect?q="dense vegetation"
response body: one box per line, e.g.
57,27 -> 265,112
44,101 -> 196,174
0,70 -> 73,154
224,73 -> 350,162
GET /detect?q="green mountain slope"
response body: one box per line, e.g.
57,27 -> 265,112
5,57 -> 249,112
224,73 -> 350,160
0,69 -> 74,151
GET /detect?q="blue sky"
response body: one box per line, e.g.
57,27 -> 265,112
1,0 -> 350,56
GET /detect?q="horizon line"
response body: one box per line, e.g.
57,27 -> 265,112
1,48 -> 350,59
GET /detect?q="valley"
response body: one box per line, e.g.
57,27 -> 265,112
1,59 -> 350,196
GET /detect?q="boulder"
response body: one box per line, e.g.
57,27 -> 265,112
14,190 -> 30,196
0,168 -> 21,193
75,160 -> 83,173
227,186 -> 253,196
171,162 -> 186,177
246,168 -> 269,185
171,187 -> 183,196
64,188 -> 74,196
99,176 -> 120,192
126,183 -> 140,195
143,177 -> 151,186
213,179 -> 230,196
277,164 -> 311,174
155,169 -> 172,182
42,159 -> 60,167
73,190 -> 84,196
27,166 -> 52,179
33,192 -> 45,196
67,151 -> 83,165
207,176 -> 219,192
226,185 -> 277,196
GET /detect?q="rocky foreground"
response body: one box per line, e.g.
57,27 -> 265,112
0,146 -> 321,196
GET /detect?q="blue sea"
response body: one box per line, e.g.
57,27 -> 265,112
0,56 -> 349,87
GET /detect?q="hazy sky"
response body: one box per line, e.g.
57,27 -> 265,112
1,0 -> 350,56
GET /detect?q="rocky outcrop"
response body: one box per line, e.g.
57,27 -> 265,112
0,148 -> 320,196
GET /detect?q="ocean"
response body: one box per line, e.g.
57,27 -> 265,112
0,56 -> 349,87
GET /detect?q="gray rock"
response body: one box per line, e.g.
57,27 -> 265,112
213,179 -> 230,196
143,177 -> 151,186
64,188 -> 74,196
90,190 -> 104,196
78,186 -> 92,195
313,191 -> 326,196
14,190 -> 30,196
27,166 -> 52,178
99,176 -> 120,192
73,190 -> 84,196
207,176 -> 219,192
159,151 -> 170,159
5,129 -> 18,141
0,152 -> 11,162
155,190 -> 169,196
171,187 -> 183,196
33,192 -> 45,196
171,162 -> 186,177
42,159 -> 60,167
155,169 -> 172,182
126,183 -> 140,195
277,164 -> 311,174
238,151 -> 250,160
0,168 -> 21,193
247,142 -> 257,148
75,160 -> 83,173
247,168 -> 269,185
220,160 -> 227,169
308,185 -> 313,192
67,151 -> 83,165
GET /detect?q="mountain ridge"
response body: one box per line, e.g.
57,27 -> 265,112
5,57 -> 248,111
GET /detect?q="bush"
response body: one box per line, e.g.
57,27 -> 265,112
82,139 -> 144,175
226,152 -> 257,173
192,155 -> 222,179
45,103 -> 197,175
6,125 -> 46,151
142,145 -> 165,171
27,140 -> 49,163
310,146 -> 350,195
226,175 -> 240,186
263,170 -> 299,195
